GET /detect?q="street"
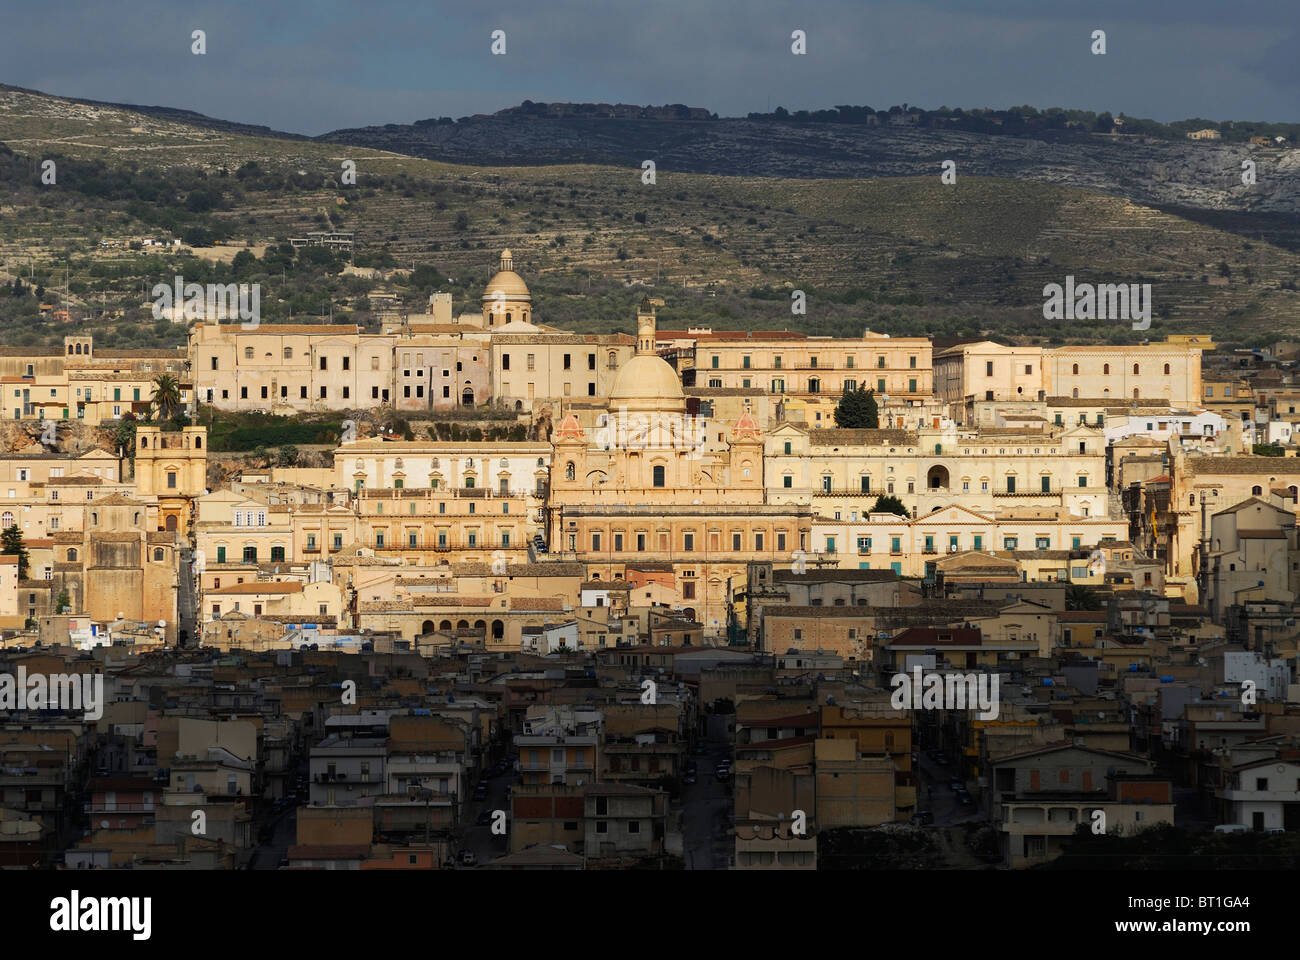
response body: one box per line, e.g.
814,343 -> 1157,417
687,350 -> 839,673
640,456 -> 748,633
679,735 -> 733,870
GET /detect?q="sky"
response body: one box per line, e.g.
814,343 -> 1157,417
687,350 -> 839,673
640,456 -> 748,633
2,0 -> 1296,136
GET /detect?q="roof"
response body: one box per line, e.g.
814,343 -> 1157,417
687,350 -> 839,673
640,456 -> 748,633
208,582 -> 304,595
1188,456 -> 1300,476
890,627 -> 983,646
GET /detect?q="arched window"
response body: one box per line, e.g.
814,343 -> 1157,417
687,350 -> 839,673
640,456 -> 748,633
91,512 -> 98,526
565,462 -> 575,481
1133,363 -> 1140,375
1103,363 -> 1110,375
66,548 -> 77,561
1163,363 -> 1170,375
1072,388 -> 1079,398
1071,363 -> 1078,375
492,620 -> 504,639
194,437 -> 201,449
153,548 -> 165,561
1133,388 -> 1140,400
1252,485 -> 1263,496
140,436 -> 148,449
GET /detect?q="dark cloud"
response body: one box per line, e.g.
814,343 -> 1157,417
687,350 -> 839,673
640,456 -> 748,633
1,0 -> 1294,134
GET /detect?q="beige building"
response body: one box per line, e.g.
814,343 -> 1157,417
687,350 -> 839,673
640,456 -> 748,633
547,299 -> 812,637
0,337 -> 189,426
765,422 -> 1112,521
937,337 -> 1210,422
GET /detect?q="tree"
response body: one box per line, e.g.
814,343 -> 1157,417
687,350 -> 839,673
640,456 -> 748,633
871,494 -> 909,518
1,525 -> 29,581
834,386 -> 879,428
453,212 -> 469,231
276,445 -> 299,467
151,374 -> 182,421
1065,584 -> 1102,611
55,589 -> 70,614
113,416 -> 139,455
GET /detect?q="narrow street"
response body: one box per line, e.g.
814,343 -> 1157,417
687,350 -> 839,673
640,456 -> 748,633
679,736 -> 733,870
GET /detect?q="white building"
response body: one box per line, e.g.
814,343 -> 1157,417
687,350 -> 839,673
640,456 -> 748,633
1216,759 -> 1300,831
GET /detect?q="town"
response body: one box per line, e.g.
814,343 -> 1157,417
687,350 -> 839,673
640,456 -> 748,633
0,248 -> 1297,872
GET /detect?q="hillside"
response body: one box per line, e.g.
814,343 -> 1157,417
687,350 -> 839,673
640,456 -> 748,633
0,85 -> 1298,349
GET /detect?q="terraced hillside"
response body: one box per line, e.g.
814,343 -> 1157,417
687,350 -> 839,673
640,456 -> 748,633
1,85 -> 1298,346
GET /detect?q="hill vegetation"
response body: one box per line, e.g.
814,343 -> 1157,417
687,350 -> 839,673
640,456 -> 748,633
1,86 -> 1298,351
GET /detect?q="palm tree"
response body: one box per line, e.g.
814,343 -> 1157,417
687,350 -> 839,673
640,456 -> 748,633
151,374 -> 182,421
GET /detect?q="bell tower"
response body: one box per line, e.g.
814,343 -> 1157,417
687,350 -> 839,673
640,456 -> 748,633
636,297 -> 664,355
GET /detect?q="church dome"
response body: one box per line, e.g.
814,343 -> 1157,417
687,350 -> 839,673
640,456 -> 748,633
482,248 -> 530,302
609,354 -> 685,412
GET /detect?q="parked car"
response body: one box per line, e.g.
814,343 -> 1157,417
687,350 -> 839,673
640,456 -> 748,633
475,810 -> 492,825
909,810 -> 934,826
1214,824 -> 1249,834
460,850 -> 477,866
949,780 -> 964,792
934,755 -> 949,766
683,773 -> 697,785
